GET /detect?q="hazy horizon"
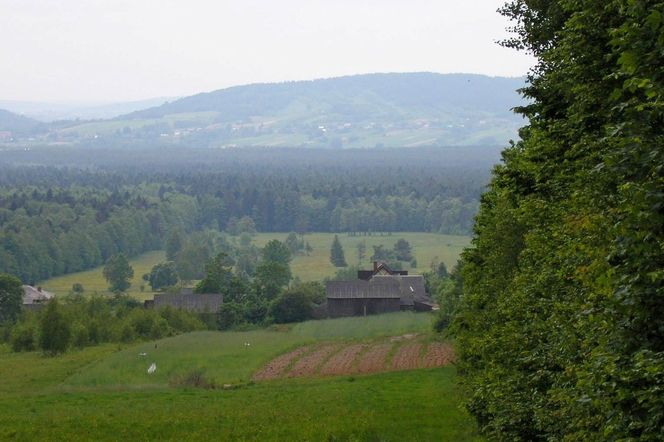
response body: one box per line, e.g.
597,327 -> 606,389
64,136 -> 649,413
1,0 -> 534,102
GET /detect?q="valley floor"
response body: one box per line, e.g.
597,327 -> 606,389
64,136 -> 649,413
0,313 -> 481,441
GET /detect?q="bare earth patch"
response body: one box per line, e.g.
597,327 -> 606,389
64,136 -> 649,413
252,346 -> 311,381
423,342 -> 455,368
254,338 -> 454,381
319,344 -> 366,376
287,345 -> 339,378
390,343 -> 423,371
355,343 -> 393,374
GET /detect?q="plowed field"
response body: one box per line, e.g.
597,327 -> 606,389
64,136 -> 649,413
253,336 -> 454,381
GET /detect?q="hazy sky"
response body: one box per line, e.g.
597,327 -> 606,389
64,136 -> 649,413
1,0 -> 534,103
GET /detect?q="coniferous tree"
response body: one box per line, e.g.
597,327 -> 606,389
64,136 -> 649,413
330,235 -> 347,267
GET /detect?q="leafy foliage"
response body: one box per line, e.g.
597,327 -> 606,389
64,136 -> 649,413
0,273 -> 23,323
102,254 -> 134,293
452,1 -> 664,440
148,261 -> 178,291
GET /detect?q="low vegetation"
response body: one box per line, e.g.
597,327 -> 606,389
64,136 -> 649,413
0,312 -> 481,440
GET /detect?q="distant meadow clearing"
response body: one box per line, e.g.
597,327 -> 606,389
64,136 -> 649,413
41,232 -> 469,299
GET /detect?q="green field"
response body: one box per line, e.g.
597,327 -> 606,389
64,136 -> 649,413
254,232 -> 469,282
40,233 -> 468,298
41,250 -> 165,300
0,313 -> 481,440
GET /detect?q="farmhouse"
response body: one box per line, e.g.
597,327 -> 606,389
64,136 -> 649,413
22,285 -> 54,311
326,262 -> 434,318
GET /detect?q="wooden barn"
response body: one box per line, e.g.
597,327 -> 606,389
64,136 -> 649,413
326,278 -> 402,318
326,262 -> 435,318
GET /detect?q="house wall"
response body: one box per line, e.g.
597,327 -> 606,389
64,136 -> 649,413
327,297 -> 401,318
153,293 -> 223,313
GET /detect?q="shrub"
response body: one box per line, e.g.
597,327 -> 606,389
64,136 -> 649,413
11,321 -> 37,352
39,299 -> 71,355
217,303 -> 244,330
170,369 -> 216,389
71,322 -> 89,348
269,290 -> 313,324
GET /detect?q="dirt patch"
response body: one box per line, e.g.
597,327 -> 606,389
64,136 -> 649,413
423,342 -> 455,367
319,344 -> 366,376
355,343 -> 393,374
254,338 -> 456,381
287,344 -> 339,378
391,343 -> 423,370
252,346 -> 311,381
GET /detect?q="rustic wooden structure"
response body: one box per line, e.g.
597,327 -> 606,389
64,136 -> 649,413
22,285 -> 54,311
326,264 -> 434,317
357,261 -> 408,280
326,278 -> 402,317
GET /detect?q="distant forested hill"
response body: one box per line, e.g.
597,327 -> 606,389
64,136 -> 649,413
1,73 -> 525,148
0,109 -> 46,137
126,73 -> 523,120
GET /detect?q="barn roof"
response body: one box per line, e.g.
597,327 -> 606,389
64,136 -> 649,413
326,279 -> 402,299
22,285 -> 54,305
370,275 -> 429,306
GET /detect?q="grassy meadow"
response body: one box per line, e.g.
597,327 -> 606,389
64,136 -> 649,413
253,232 -> 468,282
0,313 -> 481,441
41,250 -> 165,301
40,232 -> 468,298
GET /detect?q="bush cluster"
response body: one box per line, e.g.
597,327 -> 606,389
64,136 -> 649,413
5,295 -> 206,354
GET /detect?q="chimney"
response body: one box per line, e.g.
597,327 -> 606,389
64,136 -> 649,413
373,261 -> 378,272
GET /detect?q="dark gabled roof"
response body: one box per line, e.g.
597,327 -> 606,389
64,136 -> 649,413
357,261 -> 408,281
371,275 -> 429,306
326,279 -> 402,299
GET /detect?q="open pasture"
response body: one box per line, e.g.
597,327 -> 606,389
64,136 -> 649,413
254,232 -> 469,282
66,312 -> 434,388
0,312 -> 481,440
39,232 -> 468,298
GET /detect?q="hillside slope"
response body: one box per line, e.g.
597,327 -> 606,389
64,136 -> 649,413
43,73 -> 525,148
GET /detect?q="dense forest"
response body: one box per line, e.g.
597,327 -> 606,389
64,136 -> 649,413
0,146 -> 496,283
449,1 -> 663,440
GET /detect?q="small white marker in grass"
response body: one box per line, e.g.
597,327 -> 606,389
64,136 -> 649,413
147,363 -> 157,374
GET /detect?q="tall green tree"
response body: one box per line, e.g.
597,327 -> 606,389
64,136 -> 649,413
39,298 -> 70,355
262,240 -> 291,265
452,1 -> 664,440
393,238 -> 413,262
102,254 -> 134,293
0,273 -> 23,323
165,229 -> 184,261
329,235 -> 347,267
194,252 -> 234,295
148,261 -> 179,291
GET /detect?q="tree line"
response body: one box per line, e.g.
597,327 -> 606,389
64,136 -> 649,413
0,147 -> 489,284
443,1 -> 664,440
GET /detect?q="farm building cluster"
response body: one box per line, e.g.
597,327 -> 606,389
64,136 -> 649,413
325,262 -> 434,318
23,262 -> 433,320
